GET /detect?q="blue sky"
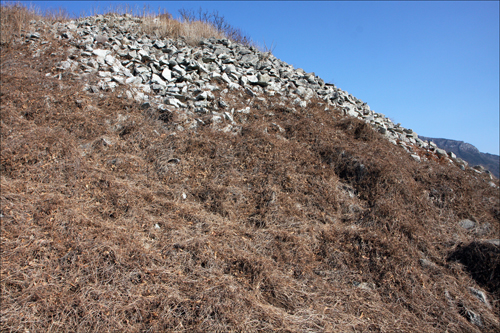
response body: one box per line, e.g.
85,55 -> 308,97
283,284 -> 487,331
14,1 -> 500,155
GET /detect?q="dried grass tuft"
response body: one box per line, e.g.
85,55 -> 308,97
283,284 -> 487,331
140,13 -> 225,45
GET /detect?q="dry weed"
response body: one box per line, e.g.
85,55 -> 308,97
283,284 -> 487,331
141,13 -> 225,45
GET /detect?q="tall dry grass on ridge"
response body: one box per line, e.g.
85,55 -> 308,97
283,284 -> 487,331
84,4 -> 226,43
138,7 -> 253,46
0,3 -> 72,45
0,3 -> 42,45
139,11 -> 226,45
1,2 -> 252,48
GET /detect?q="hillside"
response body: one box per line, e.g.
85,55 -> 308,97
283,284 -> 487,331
1,5 -> 499,333
419,136 -> 499,179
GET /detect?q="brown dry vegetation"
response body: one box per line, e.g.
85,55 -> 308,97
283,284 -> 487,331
1,4 -> 499,333
139,10 -> 225,46
138,7 -> 254,47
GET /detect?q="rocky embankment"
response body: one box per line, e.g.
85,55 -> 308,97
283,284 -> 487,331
23,13 -> 496,183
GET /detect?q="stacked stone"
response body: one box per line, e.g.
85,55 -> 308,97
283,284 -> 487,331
24,14 -> 473,171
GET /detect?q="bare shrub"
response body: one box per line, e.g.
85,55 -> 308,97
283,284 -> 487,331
177,7 -> 254,46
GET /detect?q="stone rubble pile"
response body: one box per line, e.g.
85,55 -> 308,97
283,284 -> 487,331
24,14 -> 481,173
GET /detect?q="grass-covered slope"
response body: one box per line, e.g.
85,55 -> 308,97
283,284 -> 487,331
1,4 -> 499,333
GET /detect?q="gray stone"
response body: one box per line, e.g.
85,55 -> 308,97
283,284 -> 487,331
223,64 -> 237,74
112,75 -> 125,84
256,73 -> 270,87
62,32 -> 73,39
461,307 -> 483,328
469,287 -> 491,309
165,98 -> 181,108
209,72 -> 223,83
224,112 -> 234,122
125,76 -> 141,85
473,165 -> 485,172
161,68 -> 172,81
353,281 -> 375,290
172,65 -> 186,76
195,91 -> 208,100
295,86 -> 307,98
411,154 -> 421,162
154,40 -> 165,49
28,32 -> 40,39
228,82 -> 241,90
304,72 -> 316,83
92,49 -> 110,58
211,115 -> 222,123
245,87 -> 255,97
194,100 -> 209,108
137,49 -> 150,61
247,75 -> 258,84
419,258 -> 438,270
134,66 -> 149,75
435,148 -> 448,158
195,107 -> 208,114
484,239 -> 500,246
202,55 -> 217,63
240,54 -> 259,66
58,59 -> 77,71
185,59 -> 200,71
221,72 -> 232,84
458,219 -> 476,230
128,50 -> 138,59
151,74 -> 166,86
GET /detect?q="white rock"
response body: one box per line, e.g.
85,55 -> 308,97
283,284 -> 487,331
92,49 -> 110,58
98,71 -> 111,77
151,74 -> 166,86
221,72 -> 232,84
112,76 -> 125,84
125,76 -> 142,85
411,154 -> 421,162
105,54 -> 117,66
162,68 -> 172,81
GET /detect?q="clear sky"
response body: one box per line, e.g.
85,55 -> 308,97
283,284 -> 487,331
14,1 -> 500,155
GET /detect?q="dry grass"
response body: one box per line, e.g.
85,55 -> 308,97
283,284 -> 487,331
0,3 -> 71,45
1,4 -> 499,333
138,7 -> 254,46
1,2 -> 252,48
0,3 -> 42,45
140,12 -> 226,45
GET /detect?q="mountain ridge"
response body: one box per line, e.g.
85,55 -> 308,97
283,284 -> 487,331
419,136 -> 499,178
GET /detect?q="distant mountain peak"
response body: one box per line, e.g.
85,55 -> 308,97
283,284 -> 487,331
419,136 -> 498,178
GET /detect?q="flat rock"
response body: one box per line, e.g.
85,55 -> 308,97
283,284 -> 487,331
459,219 -> 476,230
